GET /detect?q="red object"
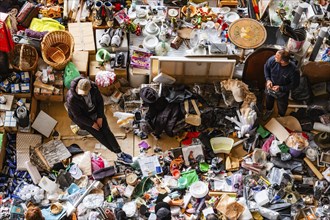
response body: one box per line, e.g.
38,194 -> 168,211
114,3 -> 121,12
181,132 -> 201,145
0,21 -> 14,52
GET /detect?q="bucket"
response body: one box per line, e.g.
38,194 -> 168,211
287,38 -> 305,53
210,137 -> 234,154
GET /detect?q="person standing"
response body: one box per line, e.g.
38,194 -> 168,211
66,77 -> 132,164
263,49 -> 300,120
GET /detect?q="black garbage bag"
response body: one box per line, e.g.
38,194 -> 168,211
291,76 -> 313,103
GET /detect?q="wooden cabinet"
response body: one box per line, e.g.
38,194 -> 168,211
150,56 -> 236,84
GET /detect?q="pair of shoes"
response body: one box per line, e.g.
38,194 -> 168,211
99,28 -> 115,47
93,1 -> 114,27
117,152 -> 133,164
262,109 -> 273,121
99,28 -> 123,48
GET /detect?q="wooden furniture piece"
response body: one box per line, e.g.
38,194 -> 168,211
242,47 -> 277,90
150,56 -> 236,84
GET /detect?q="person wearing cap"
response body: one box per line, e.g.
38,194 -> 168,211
66,77 -> 132,164
263,49 -> 299,120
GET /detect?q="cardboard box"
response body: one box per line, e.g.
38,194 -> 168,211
68,22 -> 96,54
72,51 -> 89,73
89,60 -> 102,81
4,111 -> 17,132
0,131 -> 7,171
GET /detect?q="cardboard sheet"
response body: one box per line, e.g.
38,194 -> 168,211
32,110 -> 58,137
264,118 -> 290,143
16,133 -> 42,170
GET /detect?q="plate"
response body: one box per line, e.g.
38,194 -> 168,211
168,8 -> 179,17
224,12 -> 240,24
189,181 -> 209,198
219,7 -> 231,14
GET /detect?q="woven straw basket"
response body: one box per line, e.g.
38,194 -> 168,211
9,44 -> 38,72
41,30 -> 74,70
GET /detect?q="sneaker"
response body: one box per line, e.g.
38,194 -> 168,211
263,109 -> 273,121
117,152 -> 133,164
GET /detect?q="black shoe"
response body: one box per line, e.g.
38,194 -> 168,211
262,109 -> 273,121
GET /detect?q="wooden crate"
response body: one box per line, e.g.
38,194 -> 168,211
34,93 -> 63,102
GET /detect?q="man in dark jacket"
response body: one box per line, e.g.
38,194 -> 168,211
263,49 -> 299,120
66,77 -> 132,164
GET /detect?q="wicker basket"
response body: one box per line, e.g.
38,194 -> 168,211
41,30 -> 74,70
9,44 -> 38,72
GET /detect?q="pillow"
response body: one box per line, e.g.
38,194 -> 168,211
153,72 -> 176,84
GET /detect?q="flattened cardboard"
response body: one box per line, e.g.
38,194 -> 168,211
72,51 -> 89,73
264,118 -> 290,143
16,133 -> 42,170
68,22 -> 96,54
32,110 -> 58,137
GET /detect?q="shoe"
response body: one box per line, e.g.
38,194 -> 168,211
111,29 -> 123,47
99,28 -> 114,47
115,52 -> 125,68
117,152 -> 133,164
262,109 -> 273,121
93,1 -> 103,26
104,1 -> 114,28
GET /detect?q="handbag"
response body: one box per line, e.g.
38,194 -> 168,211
184,99 -> 201,126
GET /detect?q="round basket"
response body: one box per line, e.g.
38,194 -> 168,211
41,30 -> 74,70
9,44 -> 38,72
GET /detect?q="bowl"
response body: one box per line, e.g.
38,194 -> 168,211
189,181 -> 209,198
210,137 -> 234,154
143,35 -> 159,51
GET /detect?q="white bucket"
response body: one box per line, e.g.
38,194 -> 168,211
287,38 -> 305,53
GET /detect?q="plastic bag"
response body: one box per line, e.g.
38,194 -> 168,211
29,17 -> 65,32
64,62 -> 80,89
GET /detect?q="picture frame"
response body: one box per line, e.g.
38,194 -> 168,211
181,144 -> 204,166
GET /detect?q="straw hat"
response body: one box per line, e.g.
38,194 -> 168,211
50,202 -> 63,215
314,132 -> 330,150
276,116 -> 302,131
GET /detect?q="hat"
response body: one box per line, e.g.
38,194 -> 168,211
140,87 -> 159,104
314,132 -> 330,150
155,202 -> 171,220
276,116 -> 302,132
50,202 -> 63,215
77,79 -> 91,96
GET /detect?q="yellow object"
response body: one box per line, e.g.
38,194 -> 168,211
29,17 -> 65,32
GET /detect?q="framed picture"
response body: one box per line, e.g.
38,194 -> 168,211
167,6 -> 180,19
182,144 -> 204,166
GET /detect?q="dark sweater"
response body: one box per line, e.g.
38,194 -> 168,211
264,56 -> 299,93
66,77 -> 104,129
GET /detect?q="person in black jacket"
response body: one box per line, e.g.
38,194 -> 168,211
66,77 -> 132,164
263,49 -> 299,120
